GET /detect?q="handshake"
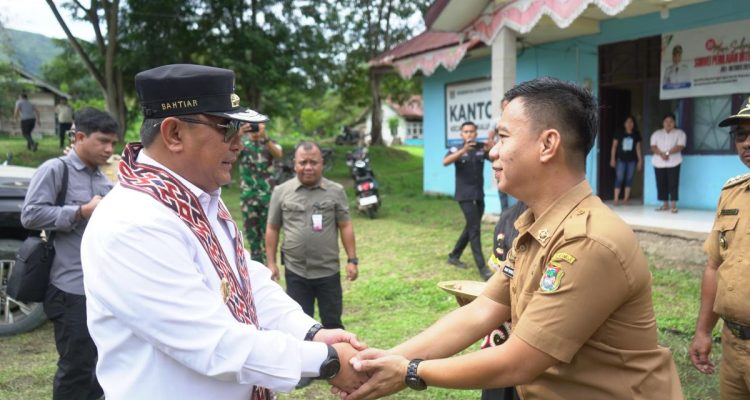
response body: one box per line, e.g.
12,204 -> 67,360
315,329 -> 416,400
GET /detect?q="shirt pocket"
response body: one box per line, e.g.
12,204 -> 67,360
714,215 -> 739,261
281,201 -> 307,226
317,200 -> 337,226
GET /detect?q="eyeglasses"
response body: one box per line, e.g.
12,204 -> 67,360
731,128 -> 750,143
154,116 -> 241,142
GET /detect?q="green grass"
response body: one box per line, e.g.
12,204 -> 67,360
0,135 -> 721,399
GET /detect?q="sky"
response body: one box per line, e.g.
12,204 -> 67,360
0,0 -> 95,41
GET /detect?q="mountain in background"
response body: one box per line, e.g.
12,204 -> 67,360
0,28 -> 64,76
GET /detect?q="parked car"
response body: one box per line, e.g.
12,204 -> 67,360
0,161 -> 47,336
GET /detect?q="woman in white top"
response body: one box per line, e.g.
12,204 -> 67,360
649,113 -> 687,213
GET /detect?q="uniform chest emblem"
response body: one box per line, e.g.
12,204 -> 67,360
540,265 -> 564,292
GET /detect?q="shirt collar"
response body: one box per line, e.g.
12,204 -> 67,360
67,148 -> 100,174
136,150 -> 221,209
515,180 -> 592,247
293,176 -> 326,191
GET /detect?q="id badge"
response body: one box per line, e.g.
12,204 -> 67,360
312,213 -> 323,232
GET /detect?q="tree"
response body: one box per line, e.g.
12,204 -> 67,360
45,0 -> 127,137
328,0 -> 430,145
40,39 -> 101,101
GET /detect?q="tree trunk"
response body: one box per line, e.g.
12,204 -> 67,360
369,69 -> 383,145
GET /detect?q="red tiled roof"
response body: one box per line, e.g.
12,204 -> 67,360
385,95 -> 423,119
369,31 -> 462,66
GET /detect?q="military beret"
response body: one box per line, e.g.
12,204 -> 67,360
719,95 -> 750,127
135,64 -> 268,123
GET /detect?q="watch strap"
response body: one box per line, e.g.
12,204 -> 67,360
347,257 -> 359,265
405,358 -> 426,390
304,323 -> 323,341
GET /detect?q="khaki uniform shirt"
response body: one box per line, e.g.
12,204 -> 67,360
268,177 -> 350,279
483,180 -> 682,399
704,173 -> 750,324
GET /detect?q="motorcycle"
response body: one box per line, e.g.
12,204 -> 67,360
346,147 -> 380,219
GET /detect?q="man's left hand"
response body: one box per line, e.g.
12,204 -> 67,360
313,328 -> 368,351
346,262 -> 358,281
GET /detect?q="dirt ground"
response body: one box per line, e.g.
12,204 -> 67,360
634,227 -> 708,274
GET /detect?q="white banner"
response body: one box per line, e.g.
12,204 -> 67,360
445,79 -> 493,147
661,19 -> 750,100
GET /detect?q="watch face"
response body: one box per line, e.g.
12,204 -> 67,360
321,358 -> 341,380
406,376 -> 427,391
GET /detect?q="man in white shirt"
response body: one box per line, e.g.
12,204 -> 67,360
80,64 -> 366,400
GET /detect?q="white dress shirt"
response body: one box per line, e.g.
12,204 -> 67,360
650,128 -> 687,168
81,151 -> 327,400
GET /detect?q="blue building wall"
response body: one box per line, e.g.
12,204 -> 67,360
422,0 -> 750,212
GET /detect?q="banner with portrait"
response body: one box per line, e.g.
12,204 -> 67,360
445,78 -> 493,147
661,19 -> 750,100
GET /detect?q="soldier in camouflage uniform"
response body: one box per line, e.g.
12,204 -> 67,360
239,122 -> 283,264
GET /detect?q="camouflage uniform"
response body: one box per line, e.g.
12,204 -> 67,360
239,137 -> 278,263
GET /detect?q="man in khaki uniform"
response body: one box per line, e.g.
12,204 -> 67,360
691,97 -> 750,399
333,77 -> 682,400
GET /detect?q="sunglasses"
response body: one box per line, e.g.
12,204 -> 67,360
731,128 -> 750,143
154,116 -> 241,142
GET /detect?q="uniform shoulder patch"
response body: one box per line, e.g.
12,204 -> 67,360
722,173 -> 750,190
563,209 -> 588,240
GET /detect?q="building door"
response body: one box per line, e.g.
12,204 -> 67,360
598,88 -> 631,201
598,35 -> 661,203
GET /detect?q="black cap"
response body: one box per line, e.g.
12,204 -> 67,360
719,96 -> 750,127
135,64 -> 268,123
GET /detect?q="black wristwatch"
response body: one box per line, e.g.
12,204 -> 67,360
304,323 -> 323,341
347,257 -> 359,265
317,344 -> 341,380
404,359 -> 426,391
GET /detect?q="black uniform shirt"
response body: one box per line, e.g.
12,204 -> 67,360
447,146 -> 489,201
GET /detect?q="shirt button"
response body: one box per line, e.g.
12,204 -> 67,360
518,244 -> 527,252
728,286 -> 734,291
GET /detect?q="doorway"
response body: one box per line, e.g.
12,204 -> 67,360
598,35 -> 661,202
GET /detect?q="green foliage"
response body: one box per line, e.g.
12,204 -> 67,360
300,108 -> 330,136
0,62 -> 32,120
387,115 -> 400,133
40,39 -> 100,101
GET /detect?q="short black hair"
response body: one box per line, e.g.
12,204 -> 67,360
74,107 -> 119,136
503,77 -> 598,169
460,121 -> 477,130
20,93 -> 28,99
673,45 -> 683,55
294,140 -> 322,156
663,112 -> 676,122
140,118 -> 165,147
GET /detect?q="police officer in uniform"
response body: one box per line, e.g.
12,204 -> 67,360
333,77 -> 683,400
239,121 -> 282,264
444,121 -> 493,281
690,96 -> 750,399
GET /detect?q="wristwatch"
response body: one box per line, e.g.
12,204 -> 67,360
665,151 -> 670,157
404,359 -> 427,391
316,344 -> 341,380
347,257 -> 359,265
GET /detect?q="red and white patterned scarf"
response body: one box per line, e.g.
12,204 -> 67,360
118,143 -> 270,400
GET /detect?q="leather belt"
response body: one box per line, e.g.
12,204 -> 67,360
724,318 -> 750,340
